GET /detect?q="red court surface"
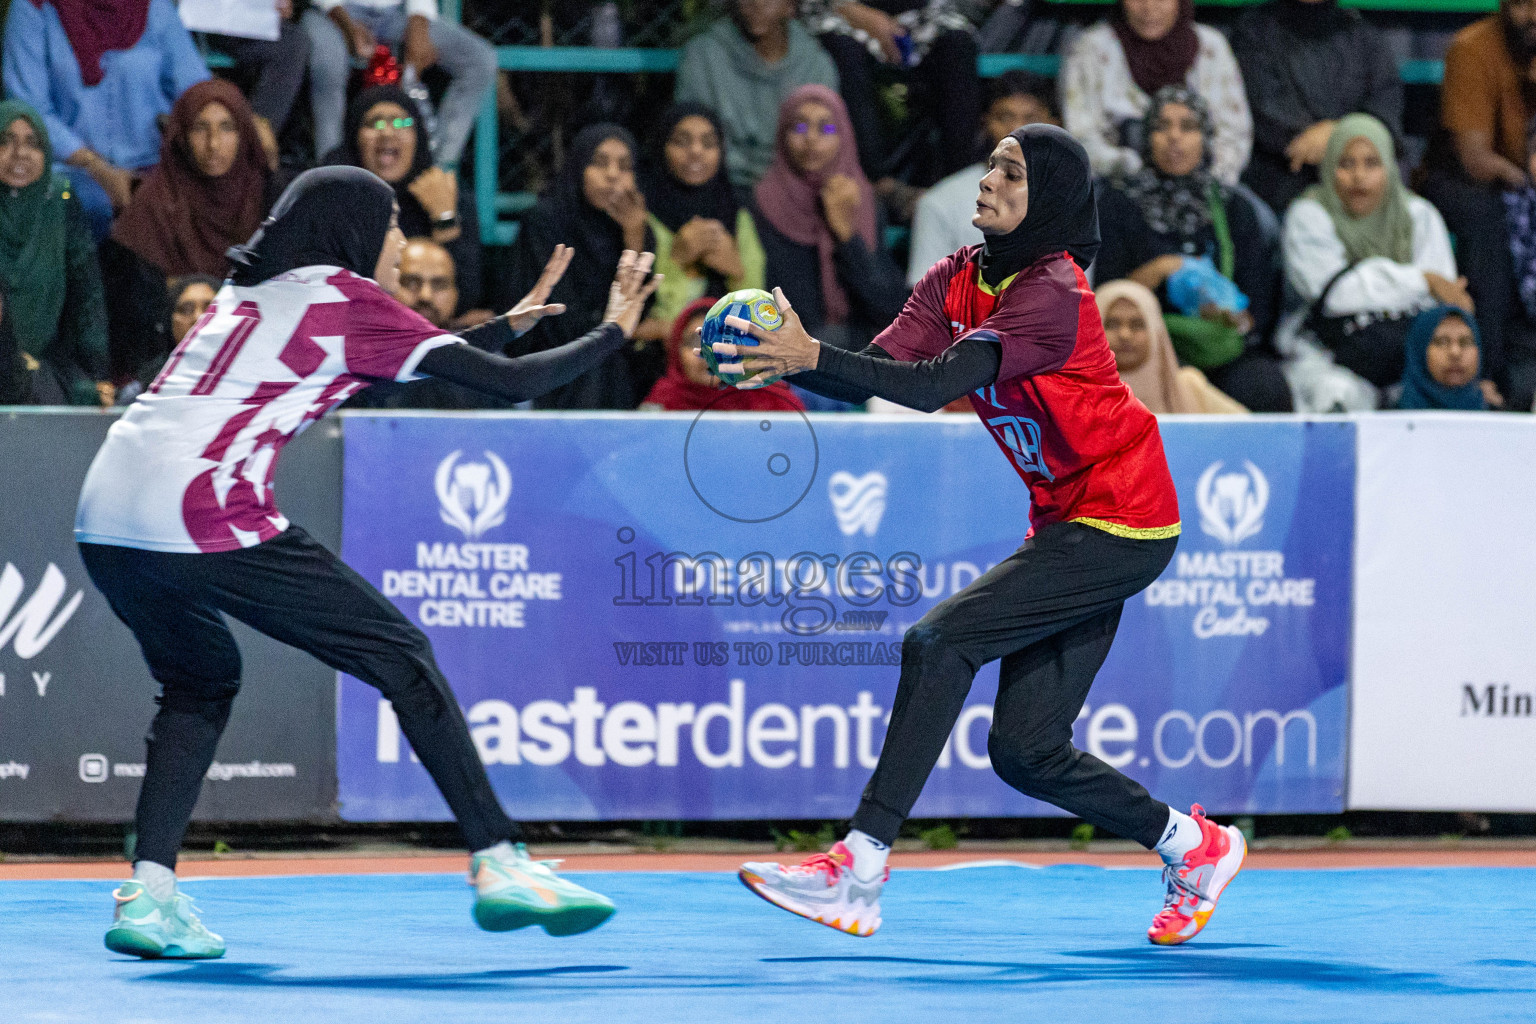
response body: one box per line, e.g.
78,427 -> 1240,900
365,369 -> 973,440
8,844 -> 1536,879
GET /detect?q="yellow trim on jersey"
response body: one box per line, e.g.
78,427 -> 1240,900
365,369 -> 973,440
1072,517 -> 1182,540
976,268 -> 1019,296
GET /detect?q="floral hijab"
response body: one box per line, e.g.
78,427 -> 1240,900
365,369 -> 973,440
1120,86 -> 1222,241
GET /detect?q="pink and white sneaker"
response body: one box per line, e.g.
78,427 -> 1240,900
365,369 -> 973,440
1147,804 -> 1246,946
739,842 -> 886,937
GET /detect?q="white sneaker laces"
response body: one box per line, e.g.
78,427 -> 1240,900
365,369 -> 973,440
1161,864 -> 1212,909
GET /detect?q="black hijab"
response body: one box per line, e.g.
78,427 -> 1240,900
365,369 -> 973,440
980,124 -> 1100,286
228,167 -> 397,287
508,123 -> 658,408
325,86 -> 438,238
641,102 -> 741,234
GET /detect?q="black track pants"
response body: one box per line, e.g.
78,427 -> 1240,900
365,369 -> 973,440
80,527 -> 516,868
850,522 -> 1177,848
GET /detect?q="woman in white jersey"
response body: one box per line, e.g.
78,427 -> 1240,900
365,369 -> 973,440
75,166 -> 660,959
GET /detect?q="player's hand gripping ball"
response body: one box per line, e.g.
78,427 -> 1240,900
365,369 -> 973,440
701,288 -> 783,386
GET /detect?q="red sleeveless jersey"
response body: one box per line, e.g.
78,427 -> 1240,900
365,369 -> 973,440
874,246 -> 1180,539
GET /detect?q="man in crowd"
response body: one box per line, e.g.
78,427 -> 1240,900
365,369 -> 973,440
394,237 -> 492,330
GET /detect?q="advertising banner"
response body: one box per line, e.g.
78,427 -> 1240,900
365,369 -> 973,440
1349,415 -> 1536,811
0,411 -> 341,822
338,412 -> 1353,822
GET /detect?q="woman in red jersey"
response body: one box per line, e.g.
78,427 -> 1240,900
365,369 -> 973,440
721,124 -> 1245,946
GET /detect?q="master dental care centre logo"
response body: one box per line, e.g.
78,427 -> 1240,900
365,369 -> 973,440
377,449 -> 564,628
1144,460 -> 1317,639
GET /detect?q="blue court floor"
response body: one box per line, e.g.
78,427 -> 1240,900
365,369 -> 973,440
5,865 -> 1535,1024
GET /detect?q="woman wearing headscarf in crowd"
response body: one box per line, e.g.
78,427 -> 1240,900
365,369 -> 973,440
1278,114 -> 1483,412
1231,0 -> 1403,214
76,165 -> 662,959
1094,87 -> 1290,411
641,102 -> 766,336
325,86 -> 484,321
753,85 -> 907,408
722,126 -> 1245,949
102,80 -> 272,383
1396,305 -> 1488,411
640,296 -> 805,412
113,273 -> 221,405
2,0 -> 210,238
0,100 -> 109,406
1061,0 -> 1251,186
508,123 -> 662,409
1096,278 -> 1246,414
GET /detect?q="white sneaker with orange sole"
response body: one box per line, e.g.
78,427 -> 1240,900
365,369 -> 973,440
739,842 -> 886,937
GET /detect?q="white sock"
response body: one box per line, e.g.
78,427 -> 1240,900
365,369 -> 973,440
474,840 -> 517,862
132,861 -> 177,902
1154,808 -> 1202,865
842,829 -> 890,882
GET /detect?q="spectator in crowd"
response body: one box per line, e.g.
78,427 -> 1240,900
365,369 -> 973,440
1061,0 -> 1251,187
641,102 -> 767,341
343,236 -> 498,409
509,123 -> 662,409
754,85 -> 907,377
0,101 -> 109,406
640,296 -> 806,412
395,237 -> 492,329
1093,87 -> 1291,412
675,0 -> 840,188
1420,0 -> 1536,412
1231,0 -> 1403,216
166,274 -> 219,346
324,85 -> 483,313
3,0 -> 211,238
102,79 -> 271,382
1096,279 -> 1247,413
800,0 -> 982,188
202,0 -> 311,161
1279,114 -> 1473,412
907,70 -> 1057,287
303,0 -> 496,165
1397,305 -> 1488,410
113,272 -> 221,404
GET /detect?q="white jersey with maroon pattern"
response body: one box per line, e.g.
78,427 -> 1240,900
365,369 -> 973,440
76,266 -> 460,554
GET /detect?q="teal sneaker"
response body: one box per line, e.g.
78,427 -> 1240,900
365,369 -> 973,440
470,843 -> 615,936
104,881 -> 226,959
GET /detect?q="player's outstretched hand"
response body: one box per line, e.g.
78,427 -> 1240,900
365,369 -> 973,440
717,286 -> 820,388
603,250 -> 663,339
506,244 -> 573,336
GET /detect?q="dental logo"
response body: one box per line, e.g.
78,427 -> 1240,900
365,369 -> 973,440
828,471 -> 887,537
435,450 -> 512,539
1197,460 -> 1268,546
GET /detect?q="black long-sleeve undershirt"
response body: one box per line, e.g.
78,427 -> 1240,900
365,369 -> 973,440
788,337 -> 1001,413
415,319 -> 627,404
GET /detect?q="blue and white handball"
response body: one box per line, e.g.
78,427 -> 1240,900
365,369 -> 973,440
701,288 -> 784,386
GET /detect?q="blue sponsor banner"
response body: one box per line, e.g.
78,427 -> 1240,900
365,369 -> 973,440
337,413 -> 1352,821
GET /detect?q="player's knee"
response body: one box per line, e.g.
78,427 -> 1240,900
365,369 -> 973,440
901,621 -> 956,668
988,733 -> 1073,794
